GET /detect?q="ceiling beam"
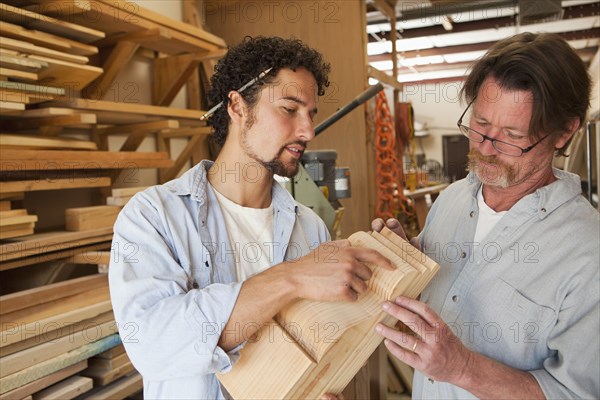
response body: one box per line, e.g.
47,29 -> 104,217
367,3 -> 599,41
368,29 -> 600,62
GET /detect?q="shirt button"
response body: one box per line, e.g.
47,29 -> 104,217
192,282 -> 199,289
461,251 -> 467,258
429,378 -> 435,384
469,211 -> 475,217
452,295 -> 459,302
541,208 -> 547,213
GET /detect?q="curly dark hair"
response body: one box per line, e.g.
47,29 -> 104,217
461,32 -> 591,157
207,36 -> 331,146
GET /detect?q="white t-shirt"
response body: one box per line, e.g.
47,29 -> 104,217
211,185 -> 274,281
473,186 -> 507,244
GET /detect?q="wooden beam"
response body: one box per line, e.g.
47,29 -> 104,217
32,376 -> 93,400
160,134 -> 202,182
65,205 -> 121,232
118,132 -> 151,152
0,177 -> 111,194
93,120 -> 180,136
0,114 -> 96,131
0,149 -> 174,170
0,2 -> 105,43
158,126 -> 211,138
367,66 -> 403,90
0,36 -> 88,65
84,373 -> 142,400
373,0 -> 395,20
82,41 -> 140,100
0,134 -> 97,150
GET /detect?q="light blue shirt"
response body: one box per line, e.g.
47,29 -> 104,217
413,169 -> 600,399
108,160 -> 330,399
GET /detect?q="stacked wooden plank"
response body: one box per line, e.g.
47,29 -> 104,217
0,275 -> 130,399
105,186 -> 147,207
0,209 -> 37,240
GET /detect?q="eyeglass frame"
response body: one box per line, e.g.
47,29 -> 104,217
456,96 -> 550,157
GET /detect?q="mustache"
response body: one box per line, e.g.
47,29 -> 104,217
468,148 -> 499,165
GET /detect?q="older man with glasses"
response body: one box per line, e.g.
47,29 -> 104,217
371,32 -> 599,399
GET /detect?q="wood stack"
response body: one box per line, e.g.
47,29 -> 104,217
0,209 -> 37,240
218,227 -> 439,399
0,275 -> 141,400
105,186 -> 147,207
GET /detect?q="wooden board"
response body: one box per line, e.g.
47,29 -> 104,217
0,67 -> 38,81
0,177 -> 111,194
31,376 -> 93,400
0,53 -> 48,73
46,99 -> 205,126
83,373 -> 142,400
81,361 -> 135,386
69,250 -> 110,265
0,311 -> 114,358
0,334 -> 120,394
0,101 -> 25,110
0,149 -> 174,170
0,21 -> 98,56
88,352 -> 130,370
27,54 -> 103,90
0,114 -> 96,131
0,134 -> 97,150
65,205 -> 121,231
0,360 -> 87,400
0,3 -> 105,43
217,228 -> 439,399
0,274 -> 107,315
94,344 -> 125,360
0,36 -> 89,65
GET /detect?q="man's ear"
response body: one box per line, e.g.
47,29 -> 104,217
555,117 -> 581,149
227,91 -> 245,125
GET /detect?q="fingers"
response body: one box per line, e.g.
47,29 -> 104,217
393,296 -> 438,326
371,218 -> 385,232
353,247 -> 395,271
384,218 -> 408,240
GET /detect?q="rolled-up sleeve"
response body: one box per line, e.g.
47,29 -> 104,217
108,195 -> 242,381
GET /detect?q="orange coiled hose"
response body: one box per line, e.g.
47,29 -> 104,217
374,91 -> 409,220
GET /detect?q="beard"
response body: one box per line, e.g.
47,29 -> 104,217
467,148 -> 518,188
241,126 -> 306,178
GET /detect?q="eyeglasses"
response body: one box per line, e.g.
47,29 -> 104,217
457,97 -> 550,157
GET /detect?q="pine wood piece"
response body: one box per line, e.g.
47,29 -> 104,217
94,344 -> 125,360
105,196 -> 130,207
0,201 -> 9,211
0,3 -> 105,43
0,54 -> 48,72
0,36 -> 88,65
0,215 -> 37,227
0,227 -> 113,257
0,149 -> 173,170
27,54 -> 103,90
0,134 -> 97,150
0,286 -> 111,348
88,352 -> 130,371
0,101 -> 25,110
0,178 -> 111,194
0,226 -> 34,240
0,361 -> 87,400
0,114 -> 96,131
0,311 -> 114,358
0,274 -> 107,315
110,187 -> 146,198
65,205 -> 121,232
83,373 -> 142,400
0,68 -> 38,81
0,21 -> 98,56
217,229 -> 439,399
81,361 -> 135,386
0,334 -> 120,394
0,107 -> 75,118
32,376 -> 93,400
46,98 -> 205,126
69,251 -> 110,266
93,120 -> 179,136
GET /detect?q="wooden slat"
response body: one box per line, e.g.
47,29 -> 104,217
0,36 -> 88,65
93,120 -> 179,136
0,21 -> 98,56
82,361 -> 134,386
32,376 -> 93,400
0,149 -> 174,170
65,205 -> 121,231
69,251 -> 110,265
0,215 -> 37,227
0,227 -> 113,257
83,373 -> 142,400
0,67 -> 38,81
0,201 -> 10,211
47,98 -> 206,123
0,80 -> 64,96
367,66 -> 403,90
88,352 -> 129,370
0,100 -> 25,110
0,361 -> 87,400
110,186 -> 146,197
0,274 -> 107,315
0,177 -> 110,194
0,53 -> 48,72
0,3 -> 105,43
94,344 -> 125,360
0,134 -> 97,150
83,41 -> 139,100
27,55 -> 103,90
0,334 -> 120,395
0,114 -> 95,131
0,311 -> 114,358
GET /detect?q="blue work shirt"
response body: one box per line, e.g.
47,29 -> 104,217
108,160 -> 330,399
413,169 -> 599,399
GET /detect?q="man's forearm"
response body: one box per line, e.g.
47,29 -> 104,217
455,351 -> 545,399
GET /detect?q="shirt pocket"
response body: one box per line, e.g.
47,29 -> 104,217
470,278 -> 556,370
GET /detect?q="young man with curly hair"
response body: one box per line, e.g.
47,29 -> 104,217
109,36 -> 392,399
